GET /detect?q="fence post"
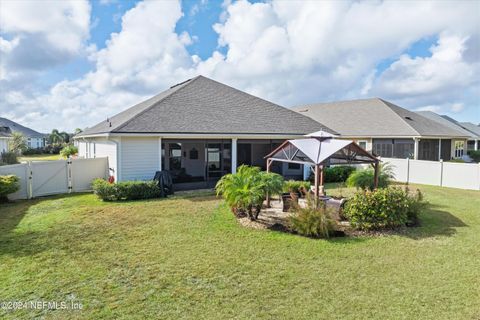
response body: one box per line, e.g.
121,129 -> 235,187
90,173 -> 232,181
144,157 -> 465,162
67,158 -> 73,193
27,161 -> 33,199
406,158 -> 410,185
439,159 -> 443,187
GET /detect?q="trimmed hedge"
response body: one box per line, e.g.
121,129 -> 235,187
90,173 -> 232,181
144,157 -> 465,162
283,180 -> 311,194
344,187 -> 426,230
468,150 -> 480,163
0,151 -> 19,165
324,166 -> 356,183
92,179 -> 161,201
0,175 -> 20,202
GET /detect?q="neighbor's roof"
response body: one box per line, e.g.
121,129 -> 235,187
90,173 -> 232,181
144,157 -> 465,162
417,111 -> 479,139
458,122 -> 480,138
293,98 -> 470,138
0,117 -> 44,138
78,76 -> 335,137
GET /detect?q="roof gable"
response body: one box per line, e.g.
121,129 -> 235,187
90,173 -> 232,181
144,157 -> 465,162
80,76 -> 334,136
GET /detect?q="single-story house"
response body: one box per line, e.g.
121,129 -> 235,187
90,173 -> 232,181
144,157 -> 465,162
0,117 -> 46,149
75,76 -> 335,187
0,126 -> 12,153
417,111 -> 480,153
293,98 -> 470,161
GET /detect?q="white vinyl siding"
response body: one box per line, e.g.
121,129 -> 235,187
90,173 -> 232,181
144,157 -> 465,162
120,137 -> 159,181
93,139 -> 118,180
0,138 -> 9,153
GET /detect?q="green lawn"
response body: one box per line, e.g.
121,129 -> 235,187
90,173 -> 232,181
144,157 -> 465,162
18,154 -> 62,162
0,184 -> 479,319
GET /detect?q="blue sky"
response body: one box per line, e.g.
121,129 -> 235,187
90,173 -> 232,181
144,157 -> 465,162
0,0 -> 478,132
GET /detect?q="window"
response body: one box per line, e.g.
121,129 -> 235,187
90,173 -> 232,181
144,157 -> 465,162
454,141 -> 465,158
357,140 -> 367,150
169,143 -> 182,170
288,163 -> 301,170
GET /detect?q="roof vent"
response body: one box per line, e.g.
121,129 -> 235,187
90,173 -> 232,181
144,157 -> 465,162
297,109 -> 309,112
170,78 -> 192,89
405,116 -> 413,121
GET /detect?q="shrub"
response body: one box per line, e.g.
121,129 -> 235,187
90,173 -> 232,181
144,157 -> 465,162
92,178 -> 161,201
324,166 -> 356,183
60,145 -> 78,158
467,150 -> 480,163
215,165 -> 284,220
346,163 -> 394,190
0,151 -> 19,165
283,180 -> 311,194
43,143 -> 64,154
344,187 -> 427,230
289,195 -> 336,238
0,175 -> 20,202
22,148 -> 44,155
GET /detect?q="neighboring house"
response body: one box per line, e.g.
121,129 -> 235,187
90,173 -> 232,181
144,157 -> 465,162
75,76 -> 335,186
458,122 -> 480,151
417,111 -> 480,154
437,115 -> 480,151
0,126 -> 12,153
293,98 -> 470,161
0,117 -> 46,149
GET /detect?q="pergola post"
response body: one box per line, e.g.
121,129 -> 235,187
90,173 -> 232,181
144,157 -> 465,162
373,161 -> 379,190
319,165 -> 324,196
266,158 -> 272,208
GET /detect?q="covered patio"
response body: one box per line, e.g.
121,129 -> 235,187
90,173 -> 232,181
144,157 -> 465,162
265,132 -> 380,201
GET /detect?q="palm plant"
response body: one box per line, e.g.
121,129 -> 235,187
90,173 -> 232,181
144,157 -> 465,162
216,165 -> 284,220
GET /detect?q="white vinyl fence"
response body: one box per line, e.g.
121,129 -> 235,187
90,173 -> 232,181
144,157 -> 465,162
0,157 -> 109,200
382,157 -> 480,191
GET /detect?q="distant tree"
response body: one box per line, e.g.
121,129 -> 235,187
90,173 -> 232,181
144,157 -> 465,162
74,128 -> 83,135
59,131 -> 70,143
49,129 -> 63,144
9,132 -> 27,155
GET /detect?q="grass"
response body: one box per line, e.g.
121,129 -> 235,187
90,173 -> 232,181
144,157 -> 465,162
18,154 -> 63,162
0,184 -> 479,319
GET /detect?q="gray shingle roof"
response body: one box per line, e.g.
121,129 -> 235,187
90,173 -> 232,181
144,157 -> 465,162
458,122 -> 480,138
79,76 -> 334,137
0,118 -> 44,138
293,98 -> 470,138
416,111 -> 479,139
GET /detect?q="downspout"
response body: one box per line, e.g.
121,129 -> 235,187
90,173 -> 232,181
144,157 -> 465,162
106,136 -> 120,182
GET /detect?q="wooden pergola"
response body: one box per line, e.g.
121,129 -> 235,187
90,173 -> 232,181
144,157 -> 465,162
265,135 -> 380,200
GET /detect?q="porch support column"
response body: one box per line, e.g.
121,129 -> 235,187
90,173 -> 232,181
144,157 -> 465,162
303,164 -> 310,181
231,138 -> 238,174
475,140 -> 478,151
266,158 -> 272,207
158,137 -> 162,171
438,138 -> 442,161
414,138 -> 419,160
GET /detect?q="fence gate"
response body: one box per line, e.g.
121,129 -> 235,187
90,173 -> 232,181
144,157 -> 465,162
0,157 -> 109,200
30,160 -> 69,197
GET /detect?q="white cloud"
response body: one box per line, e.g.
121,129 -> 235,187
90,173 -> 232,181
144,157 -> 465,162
414,105 -> 442,113
1,0 -> 479,132
451,103 -> 465,113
